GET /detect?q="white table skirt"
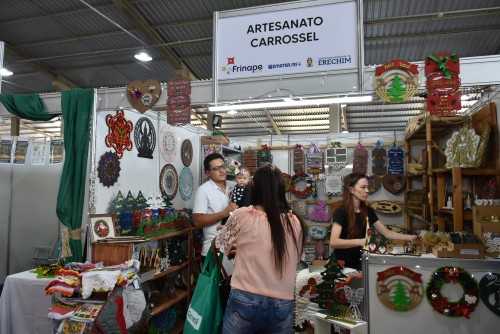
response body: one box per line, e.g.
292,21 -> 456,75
0,270 -> 53,334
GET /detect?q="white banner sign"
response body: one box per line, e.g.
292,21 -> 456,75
215,0 -> 359,80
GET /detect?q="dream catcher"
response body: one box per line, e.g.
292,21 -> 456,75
105,109 -> 133,158
134,117 -> 156,159
97,151 -> 121,187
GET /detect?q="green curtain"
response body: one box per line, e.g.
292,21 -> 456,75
56,88 -> 94,262
0,93 -> 59,120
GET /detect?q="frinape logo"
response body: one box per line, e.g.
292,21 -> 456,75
221,57 -> 263,75
318,55 -> 352,66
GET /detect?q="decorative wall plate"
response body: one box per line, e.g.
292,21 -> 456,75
309,224 -> 328,240
134,117 -> 156,159
377,266 -> 423,312
105,109 -> 133,158
160,164 -> 178,200
97,151 -> 121,187
126,79 -> 161,113
479,272 -> 500,317
181,139 -> 193,167
159,125 -> 177,162
179,167 -> 194,201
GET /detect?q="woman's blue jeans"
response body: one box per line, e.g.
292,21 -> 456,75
222,289 -> 293,334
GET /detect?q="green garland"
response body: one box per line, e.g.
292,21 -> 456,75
426,266 -> 479,319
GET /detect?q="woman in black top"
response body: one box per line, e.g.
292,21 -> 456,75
330,173 -> 417,270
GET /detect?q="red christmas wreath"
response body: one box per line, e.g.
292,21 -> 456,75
290,171 -> 313,198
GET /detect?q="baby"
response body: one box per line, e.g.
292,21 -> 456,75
231,168 -> 251,207
220,169 -> 252,227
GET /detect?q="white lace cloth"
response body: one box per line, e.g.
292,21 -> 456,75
81,270 -> 122,298
294,269 -> 323,327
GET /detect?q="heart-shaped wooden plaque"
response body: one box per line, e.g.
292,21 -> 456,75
126,79 -> 161,113
382,173 -> 407,195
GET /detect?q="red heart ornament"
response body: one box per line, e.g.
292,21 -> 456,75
126,79 -> 161,113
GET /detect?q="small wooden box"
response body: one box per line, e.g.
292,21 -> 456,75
201,135 -> 229,146
432,241 -> 485,259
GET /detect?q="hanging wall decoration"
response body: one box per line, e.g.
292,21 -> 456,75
372,140 -> 387,175
352,142 -> 368,174
370,200 -> 402,214
159,164 -> 178,201
367,175 -> 382,194
293,144 -> 305,173
242,149 -> 258,175
290,171 -> 313,198
181,139 -> 193,167
388,143 -> 404,174
105,109 -> 133,159
444,126 -> 490,168
325,142 -> 348,171
307,141 -> 324,174
134,117 -> 156,159
376,266 -> 424,312
382,173 -> 406,195
179,167 -> 194,201
126,79 -> 161,114
479,272 -> 500,317
159,124 -> 178,162
426,267 -> 479,318
425,52 -> 461,114
97,151 -> 121,188
257,144 -> 273,166
309,200 -> 331,223
323,174 -> 343,196
167,78 -> 191,126
374,59 -> 420,103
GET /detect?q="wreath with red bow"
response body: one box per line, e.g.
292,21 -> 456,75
290,171 -> 312,198
426,266 -> 479,319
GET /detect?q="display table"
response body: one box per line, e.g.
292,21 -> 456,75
362,253 -> 500,334
0,270 -> 54,334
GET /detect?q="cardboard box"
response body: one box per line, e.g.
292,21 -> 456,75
433,241 -> 484,259
201,135 -> 229,146
472,205 -> 500,257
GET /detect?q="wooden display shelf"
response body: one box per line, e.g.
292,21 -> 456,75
150,290 -> 188,316
406,211 -> 431,225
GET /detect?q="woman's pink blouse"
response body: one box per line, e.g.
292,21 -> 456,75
215,206 -> 303,300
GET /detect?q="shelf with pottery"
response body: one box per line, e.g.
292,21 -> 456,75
436,167 -> 500,231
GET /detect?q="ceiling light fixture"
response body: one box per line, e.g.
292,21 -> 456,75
134,50 -> 152,62
227,110 -> 238,115
209,95 -> 373,112
1,68 -> 13,76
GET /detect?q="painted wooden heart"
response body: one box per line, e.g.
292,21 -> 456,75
369,243 -> 377,252
378,245 -> 387,254
382,173 -> 407,195
367,175 -> 382,194
126,79 -> 161,113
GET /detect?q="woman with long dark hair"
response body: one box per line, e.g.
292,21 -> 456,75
214,164 -> 307,333
330,173 -> 417,270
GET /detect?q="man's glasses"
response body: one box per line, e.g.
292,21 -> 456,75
210,164 -> 227,172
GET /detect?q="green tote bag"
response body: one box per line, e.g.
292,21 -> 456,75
184,248 -> 224,333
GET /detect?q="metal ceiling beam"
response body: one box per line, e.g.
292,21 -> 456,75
364,7 -> 500,25
365,26 -> 500,42
112,0 -> 196,80
264,109 -> 281,135
4,44 -> 79,91
190,110 -> 207,127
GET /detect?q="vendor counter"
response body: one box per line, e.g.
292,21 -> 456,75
362,253 -> 500,334
0,270 -> 53,334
